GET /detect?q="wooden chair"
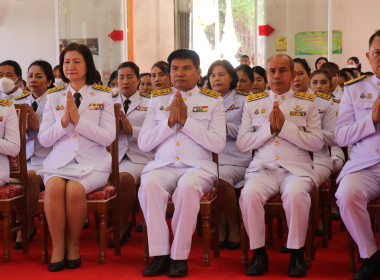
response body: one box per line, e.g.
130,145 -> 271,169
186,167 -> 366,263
241,151 -> 317,269
0,104 -> 29,262
38,103 -> 121,264
142,153 -> 220,267
347,197 -> 380,272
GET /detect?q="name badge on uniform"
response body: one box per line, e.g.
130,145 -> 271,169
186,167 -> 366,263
318,108 -> 325,113
0,116 -> 3,122
290,105 -> 306,116
136,106 -> 148,111
193,106 -> 208,112
56,105 -> 64,110
89,103 -> 104,110
227,105 -> 240,111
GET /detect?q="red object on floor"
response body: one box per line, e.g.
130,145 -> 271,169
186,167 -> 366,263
0,215 -> 359,279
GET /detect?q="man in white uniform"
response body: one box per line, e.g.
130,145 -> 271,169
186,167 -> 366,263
138,49 -> 226,277
237,54 -> 323,278
335,30 -> 380,280
0,60 -> 24,101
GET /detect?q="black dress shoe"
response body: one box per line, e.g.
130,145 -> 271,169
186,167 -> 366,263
14,226 -> 37,250
353,250 -> 380,280
108,229 -> 130,248
246,254 -> 268,276
168,259 -> 188,277
288,249 -> 307,278
142,255 -> 170,277
48,259 -> 65,272
83,215 -> 89,229
227,241 -> 241,250
331,212 -> 340,221
315,229 -> 323,237
281,245 -> 291,254
65,257 -> 81,269
136,224 -> 143,233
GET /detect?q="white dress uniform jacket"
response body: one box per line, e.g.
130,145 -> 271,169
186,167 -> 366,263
38,84 -> 116,172
0,100 -> 20,185
0,88 -> 24,102
138,86 -> 226,176
114,91 -> 154,164
236,90 -> 323,185
15,91 -> 51,168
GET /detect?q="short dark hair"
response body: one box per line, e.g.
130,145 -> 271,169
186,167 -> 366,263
369,30 -> 380,49
320,62 -> 340,76
59,43 -> 98,85
168,49 -> 200,70
139,73 -> 151,79
207,60 -> 238,91
267,54 -> 294,71
53,65 -> 60,72
293,58 -> 311,75
315,57 -> 328,70
198,76 -> 209,88
28,60 -> 55,89
253,66 -> 267,83
235,64 -> 254,82
311,69 -> 332,85
107,70 -> 118,87
339,69 -> 349,82
0,60 -> 22,78
151,61 -> 169,76
117,62 -> 140,78
240,55 -> 249,59
341,68 -> 355,79
95,70 -> 103,85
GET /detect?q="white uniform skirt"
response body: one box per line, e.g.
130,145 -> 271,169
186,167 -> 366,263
219,165 -> 247,188
119,158 -> 145,185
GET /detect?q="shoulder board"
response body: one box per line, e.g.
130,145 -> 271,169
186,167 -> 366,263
200,88 -> 221,98
15,92 -> 30,100
315,91 -> 331,101
139,92 -> 151,99
112,92 -> 118,98
47,85 -> 66,94
0,100 -> 13,107
293,91 -> 315,101
152,88 -> 173,97
332,98 -> 341,104
246,91 -> 268,102
235,90 -> 250,96
92,84 -> 111,93
344,75 -> 366,86
23,89 -> 30,94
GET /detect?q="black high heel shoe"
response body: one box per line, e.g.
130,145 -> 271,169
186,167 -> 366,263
48,259 -> 65,272
14,226 -> 37,250
65,257 -> 81,269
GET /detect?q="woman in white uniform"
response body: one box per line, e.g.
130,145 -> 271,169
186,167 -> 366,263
38,43 -> 116,272
109,62 -> 154,247
14,60 -> 54,249
207,60 -> 251,249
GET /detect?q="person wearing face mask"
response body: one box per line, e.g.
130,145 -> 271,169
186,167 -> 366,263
110,62 -> 154,248
53,65 -> 66,87
347,56 -> 362,77
14,60 -> 55,249
207,60 -> 251,251
0,60 -> 24,101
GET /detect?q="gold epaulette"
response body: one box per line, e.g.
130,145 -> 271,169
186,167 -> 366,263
112,92 -> 118,98
152,88 -> 173,97
92,84 -> 111,93
23,89 -> 30,95
315,91 -> 331,101
47,85 -> 66,94
0,100 -> 13,107
344,75 -> 366,86
235,90 -> 250,96
139,92 -> 151,99
15,92 -> 30,100
332,98 -> 341,104
200,88 -> 221,98
246,91 -> 268,102
293,91 -> 315,101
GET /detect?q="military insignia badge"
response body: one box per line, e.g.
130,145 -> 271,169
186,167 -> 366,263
290,105 -> 306,116
193,106 -> 208,112
56,105 -> 61,110
281,96 -> 285,100
255,109 -> 259,114
160,106 -> 164,110
165,106 -> 170,111
261,108 -> 266,114
89,103 -> 104,110
360,93 -> 365,98
136,106 -> 148,111
62,93 -> 66,96
318,108 -> 325,113
0,116 -> 3,121
60,105 -> 64,110
227,105 -> 240,111
367,93 -> 372,99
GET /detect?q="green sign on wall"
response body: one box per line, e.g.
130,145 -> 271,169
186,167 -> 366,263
295,30 -> 342,55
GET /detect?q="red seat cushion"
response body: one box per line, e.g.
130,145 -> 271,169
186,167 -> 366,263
200,188 -> 217,202
0,184 -> 24,199
39,185 -> 116,201
8,155 -> 20,172
86,185 -> 116,200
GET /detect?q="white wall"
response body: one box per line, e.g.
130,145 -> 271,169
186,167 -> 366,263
0,0 -> 57,79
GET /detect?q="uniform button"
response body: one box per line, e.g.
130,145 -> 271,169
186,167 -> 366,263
183,97 -> 187,101
175,157 -> 179,160
274,141 -> 279,145
188,92 -> 192,96
176,142 -> 180,146
125,144 -> 128,148
275,156 -> 279,160
75,150 -> 78,154
74,135 -> 78,139
281,96 -> 285,100
178,127 -> 181,132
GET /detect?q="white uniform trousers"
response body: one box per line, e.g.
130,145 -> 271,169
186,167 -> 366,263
240,167 -> 314,250
138,163 -> 216,260
0,179 -> 5,187
336,163 -> 380,258
314,164 -> 332,187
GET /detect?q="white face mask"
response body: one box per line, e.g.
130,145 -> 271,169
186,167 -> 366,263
54,78 -> 66,87
0,77 -> 18,94
347,64 -> 356,69
111,87 -> 120,95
